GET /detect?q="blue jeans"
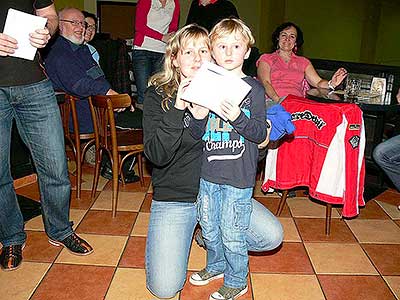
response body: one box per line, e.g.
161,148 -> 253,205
197,179 -> 250,288
146,195 -> 283,297
132,49 -> 164,104
0,79 -> 73,247
146,200 -> 198,299
373,134 -> 400,190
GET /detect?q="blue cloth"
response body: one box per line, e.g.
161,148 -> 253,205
44,36 -> 111,133
266,104 -> 295,141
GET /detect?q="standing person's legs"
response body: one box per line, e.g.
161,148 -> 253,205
12,80 -> 73,241
0,87 -> 26,249
132,49 -> 152,105
146,200 -> 197,299
197,179 -> 226,274
220,185 -> 253,289
150,51 -> 164,76
373,135 -> 400,191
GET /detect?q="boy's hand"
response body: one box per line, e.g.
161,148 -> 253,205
258,120 -> 272,149
220,99 -> 241,122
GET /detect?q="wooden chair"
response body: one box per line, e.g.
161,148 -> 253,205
58,94 -> 95,199
90,94 -> 144,217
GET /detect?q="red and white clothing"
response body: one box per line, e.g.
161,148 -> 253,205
256,51 -> 310,97
262,95 -> 365,217
134,0 -> 180,53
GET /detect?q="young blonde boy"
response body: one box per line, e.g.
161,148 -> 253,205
189,18 -> 267,300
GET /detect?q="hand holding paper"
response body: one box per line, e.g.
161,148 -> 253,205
0,33 -> 18,56
181,62 -> 251,120
3,9 -> 47,60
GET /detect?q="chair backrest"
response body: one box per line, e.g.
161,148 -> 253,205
90,94 -> 131,154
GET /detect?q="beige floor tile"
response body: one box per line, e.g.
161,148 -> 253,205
304,242 -> 378,275
25,215 -> 45,231
92,190 -> 145,211
25,209 -> 86,232
383,276 -> 400,299
131,212 -> 150,237
0,262 -> 50,300
55,234 -> 127,266
187,240 -> 207,271
79,172 -> 108,191
251,274 -> 325,300
105,268 -> 179,300
288,198 -> 341,218
376,201 -> 400,220
69,209 -> 87,229
345,219 -> 400,244
279,217 -> 301,242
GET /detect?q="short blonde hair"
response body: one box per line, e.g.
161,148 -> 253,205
210,18 -> 255,49
149,24 -> 210,110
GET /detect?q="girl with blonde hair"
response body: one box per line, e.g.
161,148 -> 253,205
143,24 -> 212,298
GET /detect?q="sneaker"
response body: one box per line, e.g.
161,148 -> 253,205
189,269 -> 224,286
0,243 -> 25,271
49,233 -> 93,256
210,285 -> 248,300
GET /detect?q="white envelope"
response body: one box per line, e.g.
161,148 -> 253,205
3,8 -> 47,61
181,61 -> 252,120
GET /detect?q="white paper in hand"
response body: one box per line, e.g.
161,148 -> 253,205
3,8 -> 47,61
181,62 -> 251,120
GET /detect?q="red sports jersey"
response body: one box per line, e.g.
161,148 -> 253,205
262,95 -> 365,217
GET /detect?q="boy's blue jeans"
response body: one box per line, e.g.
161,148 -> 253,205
0,79 -> 72,247
198,178 -> 253,288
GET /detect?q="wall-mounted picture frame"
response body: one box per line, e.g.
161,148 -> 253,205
370,77 -> 386,104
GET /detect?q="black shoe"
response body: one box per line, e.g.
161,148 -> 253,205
49,233 -> 93,256
0,243 -> 25,271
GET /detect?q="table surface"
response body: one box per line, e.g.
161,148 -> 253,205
306,88 -> 400,112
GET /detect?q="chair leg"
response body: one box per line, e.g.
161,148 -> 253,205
91,148 -> 102,199
138,153 -> 144,187
75,143 -> 82,200
276,190 -> 289,216
325,203 -> 332,236
112,155 -> 119,217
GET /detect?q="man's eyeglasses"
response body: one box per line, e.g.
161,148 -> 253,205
60,19 -> 86,28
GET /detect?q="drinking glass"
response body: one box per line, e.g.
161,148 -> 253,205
345,78 -> 362,101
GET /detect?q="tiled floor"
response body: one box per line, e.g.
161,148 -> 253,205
2,161 -> 400,300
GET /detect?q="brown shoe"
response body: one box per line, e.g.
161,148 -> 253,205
49,233 -> 93,256
0,243 -> 25,271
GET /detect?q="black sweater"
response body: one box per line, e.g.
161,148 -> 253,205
185,0 -> 239,32
143,86 -> 207,202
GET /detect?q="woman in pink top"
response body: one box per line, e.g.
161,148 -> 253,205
132,0 -> 180,104
257,22 -> 347,102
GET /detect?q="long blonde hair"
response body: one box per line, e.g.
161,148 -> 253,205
149,24 -> 210,110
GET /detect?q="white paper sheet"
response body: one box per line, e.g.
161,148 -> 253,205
3,8 -> 47,61
181,61 -> 252,119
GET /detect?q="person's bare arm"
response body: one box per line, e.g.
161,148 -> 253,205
305,63 -> 347,89
29,3 -> 58,48
257,61 -> 280,102
35,3 -> 58,35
